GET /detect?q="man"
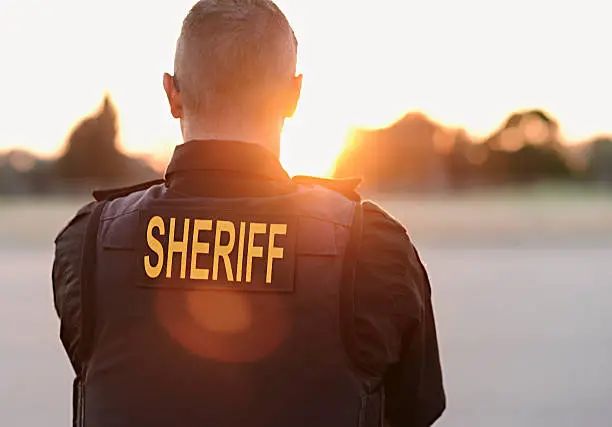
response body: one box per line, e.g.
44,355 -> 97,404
52,1 -> 446,426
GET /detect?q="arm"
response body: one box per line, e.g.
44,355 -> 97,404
353,202 -> 445,427
383,243 -> 446,427
52,203 -> 94,374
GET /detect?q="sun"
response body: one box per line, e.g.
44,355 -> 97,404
279,91 -> 410,178
280,119 -> 344,178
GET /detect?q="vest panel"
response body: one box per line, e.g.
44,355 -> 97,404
82,184 -> 382,427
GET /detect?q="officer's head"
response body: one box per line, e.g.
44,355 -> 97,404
163,0 -> 302,153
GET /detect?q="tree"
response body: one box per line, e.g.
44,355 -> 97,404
56,95 -> 124,183
334,113 -> 447,191
478,109 -> 573,183
55,95 -> 159,187
586,138 -> 612,183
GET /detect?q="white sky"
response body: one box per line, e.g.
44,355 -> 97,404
0,0 -> 610,176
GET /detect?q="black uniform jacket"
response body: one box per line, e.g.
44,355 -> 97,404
52,140 -> 446,427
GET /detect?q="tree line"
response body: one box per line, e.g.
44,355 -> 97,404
1,98 -> 610,195
334,109 -> 612,192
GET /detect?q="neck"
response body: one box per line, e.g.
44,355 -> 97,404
181,114 -> 282,157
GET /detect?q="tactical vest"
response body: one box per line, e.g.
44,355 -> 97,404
75,179 -> 385,427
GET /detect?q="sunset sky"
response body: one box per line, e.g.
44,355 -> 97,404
0,0 -> 609,176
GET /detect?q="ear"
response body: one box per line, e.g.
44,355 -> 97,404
284,74 -> 303,118
163,73 -> 183,119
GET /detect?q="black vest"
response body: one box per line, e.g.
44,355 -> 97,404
76,181 -> 384,427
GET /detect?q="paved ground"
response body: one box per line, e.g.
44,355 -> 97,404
1,195 -> 611,426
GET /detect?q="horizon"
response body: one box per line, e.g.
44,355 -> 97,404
0,102 -> 603,163
0,0 -> 610,176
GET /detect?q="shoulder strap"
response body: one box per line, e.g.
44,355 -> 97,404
73,200 -> 107,427
339,201 -> 369,374
93,178 -> 165,202
78,200 -> 108,376
340,201 -> 387,423
79,179 -> 163,365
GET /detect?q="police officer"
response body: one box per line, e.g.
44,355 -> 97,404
52,1 -> 446,426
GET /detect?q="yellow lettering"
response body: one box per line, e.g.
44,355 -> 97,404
236,222 -> 246,282
190,219 -> 212,280
212,220 -> 236,281
246,223 -> 267,283
144,216 -> 165,278
266,224 -> 287,283
167,218 -> 190,279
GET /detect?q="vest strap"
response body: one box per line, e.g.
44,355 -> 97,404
340,201 -> 366,373
74,200 -> 108,427
79,200 -> 107,372
341,201 -> 386,425
93,179 -> 165,201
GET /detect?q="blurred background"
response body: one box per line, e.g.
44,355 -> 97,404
1,0 -> 611,426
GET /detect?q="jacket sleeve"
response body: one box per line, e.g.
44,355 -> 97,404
52,202 -> 94,374
383,241 -> 446,427
355,201 -> 446,427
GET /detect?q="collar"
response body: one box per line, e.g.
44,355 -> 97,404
165,140 -> 291,182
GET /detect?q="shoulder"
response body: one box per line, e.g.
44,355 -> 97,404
361,200 -> 407,235
54,201 -> 96,245
92,178 -> 165,202
54,179 -> 164,245
360,200 -> 412,257
292,175 -> 362,202
357,200 -> 427,298
359,200 -> 431,300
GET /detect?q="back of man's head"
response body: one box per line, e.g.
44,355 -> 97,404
175,0 -> 298,118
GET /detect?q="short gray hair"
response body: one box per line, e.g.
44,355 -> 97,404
175,0 -> 298,115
